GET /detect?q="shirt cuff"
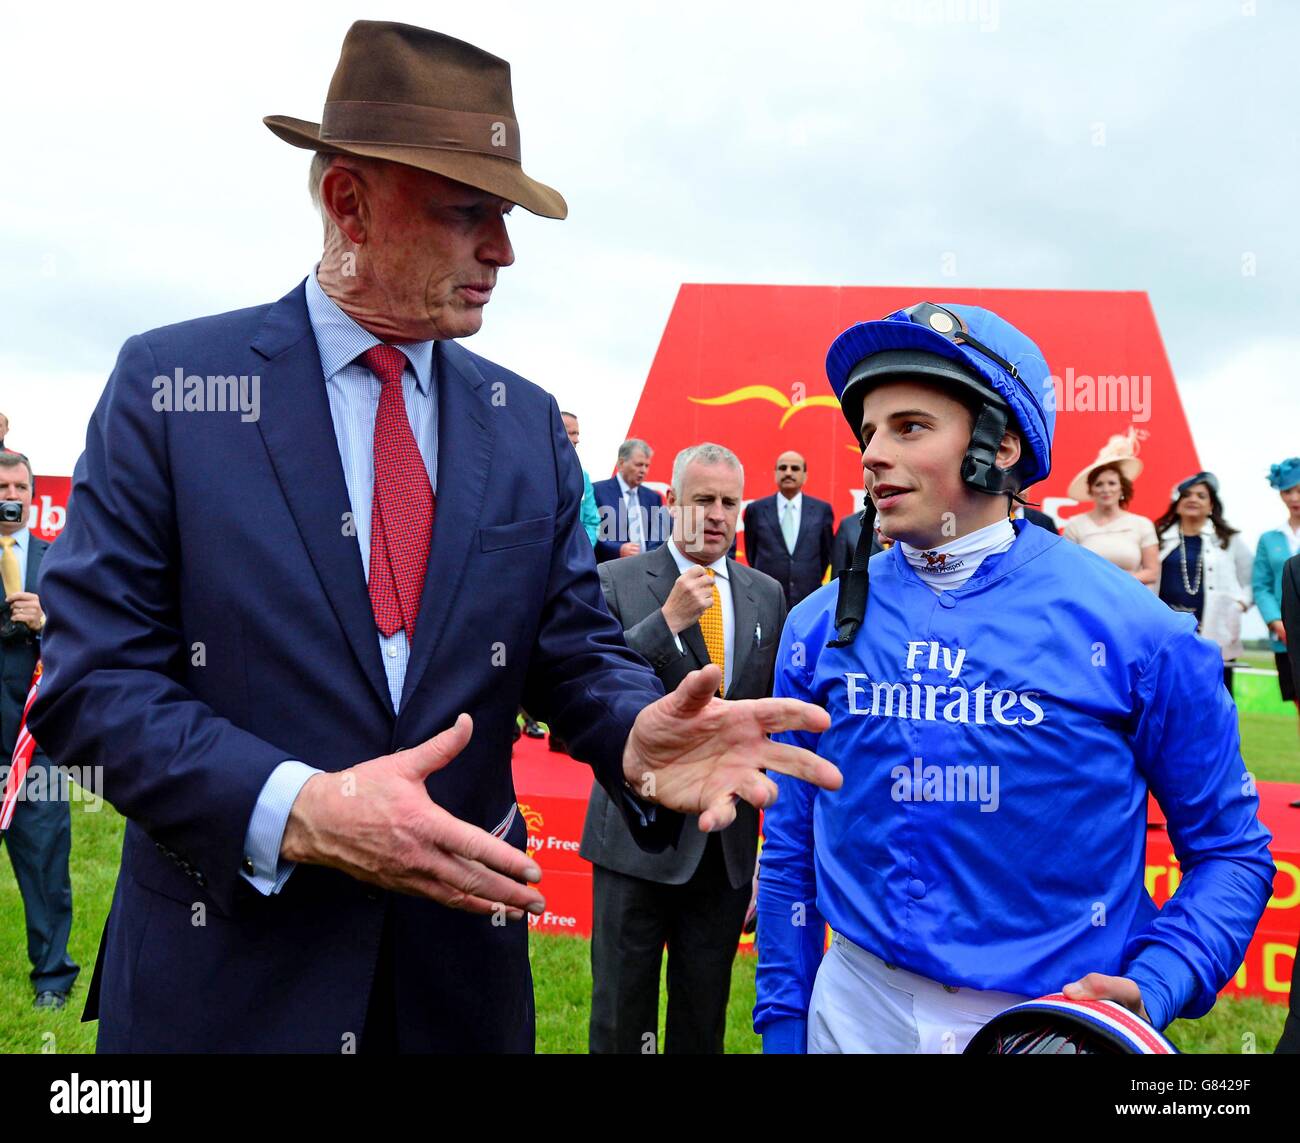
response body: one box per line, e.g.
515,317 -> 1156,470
241,760 -> 322,896
762,1017 -> 808,1054
621,786 -> 658,826
1124,944 -> 1193,1031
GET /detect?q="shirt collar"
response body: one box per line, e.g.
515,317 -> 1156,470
1,525 -> 28,552
616,473 -> 634,497
667,537 -> 729,579
780,491 -> 803,511
305,267 -> 435,395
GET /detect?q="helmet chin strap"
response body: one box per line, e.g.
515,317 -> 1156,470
961,403 -> 1014,494
828,401 -> 1028,649
828,496 -> 876,648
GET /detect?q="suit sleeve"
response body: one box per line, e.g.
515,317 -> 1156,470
1253,538 -> 1281,627
1283,558 -> 1300,680
580,471 -> 600,546
27,335 -> 296,916
753,606 -> 826,1053
743,504 -> 761,569
819,505 -> 834,577
592,483 -> 621,563
613,572 -> 688,674
1121,625 -> 1276,1029
520,401 -> 674,838
1231,536 -> 1254,609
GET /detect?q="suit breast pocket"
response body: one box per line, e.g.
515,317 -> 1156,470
479,515 -> 554,553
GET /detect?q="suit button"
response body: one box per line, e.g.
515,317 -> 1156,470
241,858 -> 256,876
908,878 -> 926,899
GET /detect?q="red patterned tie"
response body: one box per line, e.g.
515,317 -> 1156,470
360,345 -> 434,641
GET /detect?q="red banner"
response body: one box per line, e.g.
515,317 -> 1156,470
622,285 -> 1198,537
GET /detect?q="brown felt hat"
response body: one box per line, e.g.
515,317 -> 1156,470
264,21 -> 567,219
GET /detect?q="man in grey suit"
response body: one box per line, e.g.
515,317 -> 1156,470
581,443 -> 786,1053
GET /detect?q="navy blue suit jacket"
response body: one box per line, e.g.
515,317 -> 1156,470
741,493 -> 834,608
28,281 -> 670,1052
590,478 -> 666,563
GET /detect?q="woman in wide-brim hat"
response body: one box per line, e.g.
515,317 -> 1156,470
1154,472 -> 1253,694
1062,432 -> 1159,589
1251,457 -> 1300,725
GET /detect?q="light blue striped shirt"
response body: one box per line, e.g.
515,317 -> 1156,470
241,270 -> 438,895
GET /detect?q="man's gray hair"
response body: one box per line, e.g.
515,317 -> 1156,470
308,152 -> 335,221
671,443 -> 743,495
617,438 -> 653,463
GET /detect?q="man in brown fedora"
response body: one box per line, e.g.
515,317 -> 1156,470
30,20 -> 839,1053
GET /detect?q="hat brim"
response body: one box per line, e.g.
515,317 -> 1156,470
837,347 -> 1005,444
263,115 -> 568,219
1066,456 -> 1144,503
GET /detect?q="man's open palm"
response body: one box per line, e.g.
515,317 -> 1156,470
623,664 -> 840,830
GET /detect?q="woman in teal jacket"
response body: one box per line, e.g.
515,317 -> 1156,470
1252,457 -> 1300,725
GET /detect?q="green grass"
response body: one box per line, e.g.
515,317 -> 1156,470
0,784 -> 121,1054
3,701 -> 1297,1054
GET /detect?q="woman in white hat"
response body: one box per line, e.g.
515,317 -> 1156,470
1154,472 -> 1253,694
1062,434 -> 1158,588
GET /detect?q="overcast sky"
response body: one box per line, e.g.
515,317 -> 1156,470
3,0 -> 1297,632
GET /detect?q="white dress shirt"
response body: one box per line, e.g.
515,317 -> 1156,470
779,492 -> 803,554
242,269 -> 438,896
617,472 -> 645,546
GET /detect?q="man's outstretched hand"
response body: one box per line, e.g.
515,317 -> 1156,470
281,715 -> 544,919
623,664 -> 840,830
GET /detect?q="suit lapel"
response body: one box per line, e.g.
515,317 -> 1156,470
251,282 -> 392,713
645,544 -> 710,668
727,560 -> 758,691
397,340 -> 495,712
25,538 -> 46,592
793,497 -> 815,556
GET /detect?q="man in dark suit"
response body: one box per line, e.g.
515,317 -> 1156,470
830,509 -> 883,578
27,22 -> 838,1053
1017,504 -> 1059,534
742,451 -> 834,607
0,450 -> 79,1009
582,443 -> 786,1053
1277,551 -> 1300,1053
591,439 -> 667,562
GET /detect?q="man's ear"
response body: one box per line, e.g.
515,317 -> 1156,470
996,430 -> 1022,474
320,162 -> 370,245
664,487 -> 678,509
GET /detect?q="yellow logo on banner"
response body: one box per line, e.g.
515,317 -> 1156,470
689,385 -> 841,428
520,803 -> 545,859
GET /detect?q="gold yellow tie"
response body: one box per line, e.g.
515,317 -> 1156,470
0,536 -> 21,597
699,568 -> 726,697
